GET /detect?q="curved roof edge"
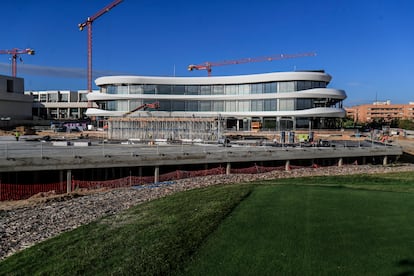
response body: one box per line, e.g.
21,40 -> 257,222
95,71 -> 332,86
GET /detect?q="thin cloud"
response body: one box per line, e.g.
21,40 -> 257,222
0,62 -> 130,79
346,82 -> 362,87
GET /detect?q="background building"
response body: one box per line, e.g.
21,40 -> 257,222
346,101 -> 414,123
25,90 -> 97,120
0,74 -> 32,126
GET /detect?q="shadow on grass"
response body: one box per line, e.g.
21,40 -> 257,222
396,259 -> 414,276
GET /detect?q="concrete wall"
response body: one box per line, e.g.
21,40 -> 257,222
0,75 -> 32,120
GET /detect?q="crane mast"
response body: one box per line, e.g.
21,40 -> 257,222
78,0 -> 123,93
188,52 -> 316,76
0,48 -> 35,77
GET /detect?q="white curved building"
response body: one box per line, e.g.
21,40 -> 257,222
87,70 -> 346,131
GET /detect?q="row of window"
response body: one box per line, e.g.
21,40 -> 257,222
103,81 -> 327,95
103,98 -> 336,113
31,93 -> 88,103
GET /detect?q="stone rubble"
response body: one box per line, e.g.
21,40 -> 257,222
1,164 -> 414,261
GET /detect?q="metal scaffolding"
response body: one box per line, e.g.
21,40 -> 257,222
108,116 -> 220,141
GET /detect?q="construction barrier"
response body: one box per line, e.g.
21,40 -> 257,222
0,161 -> 359,201
0,181 -> 66,201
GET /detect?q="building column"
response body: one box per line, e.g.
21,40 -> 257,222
285,160 -> 291,171
226,162 -> 231,175
66,169 -> 72,193
338,157 -> 343,167
362,156 -> 366,165
154,166 -> 160,183
383,156 -> 388,166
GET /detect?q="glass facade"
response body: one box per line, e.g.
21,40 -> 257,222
100,80 -> 332,113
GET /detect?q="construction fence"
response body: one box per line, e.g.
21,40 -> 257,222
0,161 -> 358,201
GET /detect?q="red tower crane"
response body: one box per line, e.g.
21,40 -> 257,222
78,0 -> 123,92
0,48 -> 35,77
188,52 -> 316,76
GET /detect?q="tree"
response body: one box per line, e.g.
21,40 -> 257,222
398,119 -> 414,130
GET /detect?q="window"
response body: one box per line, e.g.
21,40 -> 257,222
157,100 -> 171,111
296,117 -> 310,128
157,85 -> 172,94
48,93 -> 58,102
186,101 -> 199,111
264,82 -> 277,93
212,85 -> 224,95
117,100 -> 129,111
79,93 -> 88,102
312,81 -> 327,88
130,85 -> 143,94
279,99 -> 295,111
199,101 -> 211,111
251,83 -> 263,94
251,100 -> 263,111
225,101 -> 237,112
264,99 -> 277,111
296,81 -> 312,91
143,85 -> 156,94
117,85 -> 128,94
225,85 -> 238,95
278,81 -> 295,92
129,100 -> 143,110
60,93 -> 69,102
186,85 -> 199,95
238,100 -> 250,112
296,98 -> 313,110
212,101 -> 224,111
200,86 -> 211,95
172,100 -> 185,111
173,85 -> 186,95
40,94 -> 47,102
6,80 -> 13,92
238,84 -> 250,95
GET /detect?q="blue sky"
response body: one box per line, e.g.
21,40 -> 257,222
0,0 -> 413,106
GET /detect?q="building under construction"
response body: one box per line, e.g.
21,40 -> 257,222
86,70 -> 347,141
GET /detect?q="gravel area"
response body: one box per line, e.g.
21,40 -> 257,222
1,163 -> 414,261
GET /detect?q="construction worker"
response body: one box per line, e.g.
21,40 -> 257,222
14,131 -> 20,141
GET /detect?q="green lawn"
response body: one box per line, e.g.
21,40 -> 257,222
182,184 -> 414,275
1,172 -> 414,275
0,184 -> 253,275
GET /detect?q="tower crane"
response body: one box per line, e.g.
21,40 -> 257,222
78,0 -> 123,93
0,48 -> 35,77
188,52 -> 316,76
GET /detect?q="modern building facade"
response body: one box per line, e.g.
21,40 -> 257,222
25,90 -> 96,120
87,70 -> 346,132
346,101 -> 414,123
0,74 -> 32,121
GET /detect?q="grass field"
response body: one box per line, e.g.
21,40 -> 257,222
182,184 -> 414,275
1,172 -> 414,275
